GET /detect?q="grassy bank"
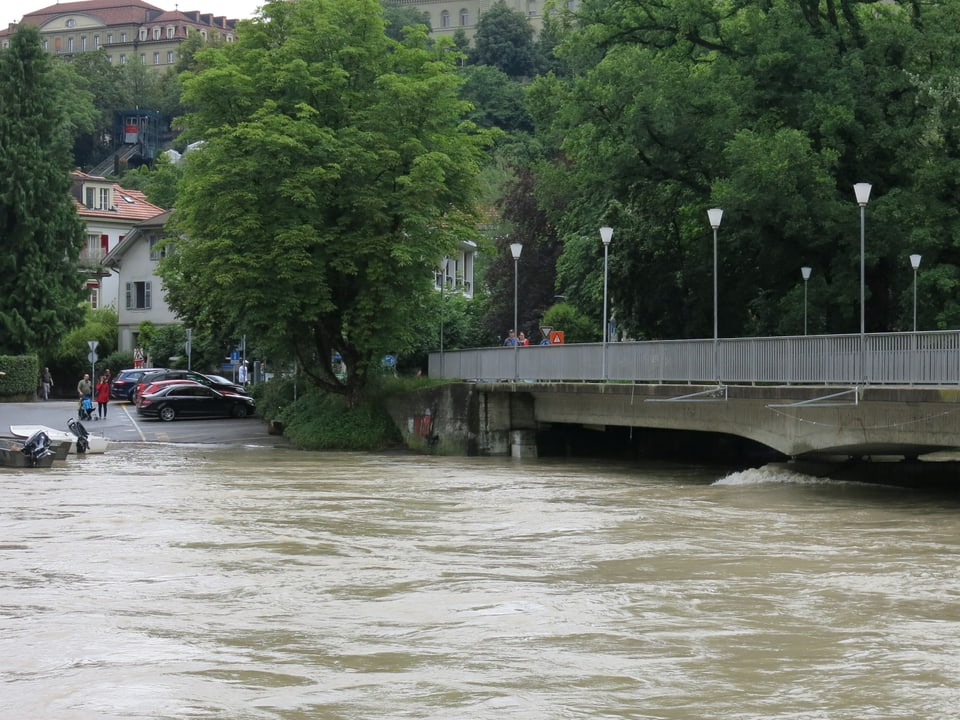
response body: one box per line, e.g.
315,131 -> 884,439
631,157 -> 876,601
254,375 -> 444,451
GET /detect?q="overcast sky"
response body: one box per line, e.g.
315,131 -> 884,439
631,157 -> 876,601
4,1 -> 265,31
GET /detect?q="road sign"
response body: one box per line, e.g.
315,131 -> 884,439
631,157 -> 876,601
550,330 -> 565,345
87,340 -> 99,351
230,350 -> 239,363
87,351 -> 98,364
540,326 -> 552,339
383,354 -> 396,368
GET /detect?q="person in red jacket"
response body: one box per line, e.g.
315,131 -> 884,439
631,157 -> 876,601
95,374 -> 111,420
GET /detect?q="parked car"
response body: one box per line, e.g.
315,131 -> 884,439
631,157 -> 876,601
110,368 -> 159,402
136,383 -> 256,422
133,369 -> 248,401
135,379 -> 202,408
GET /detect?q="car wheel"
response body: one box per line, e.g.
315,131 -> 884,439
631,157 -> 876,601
159,406 -> 176,422
231,404 -> 248,418
127,388 -> 136,402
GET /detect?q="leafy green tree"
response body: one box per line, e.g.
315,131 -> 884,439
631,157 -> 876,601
460,65 -> 533,133
530,0 -> 960,340
163,0 -> 492,404
382,2 -> 431,41
469,0 -> 536,78
61,50 -> 126,168
0,25 -> 88,355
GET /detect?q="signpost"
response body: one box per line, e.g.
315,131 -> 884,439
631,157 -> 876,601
87,340 -> 99,381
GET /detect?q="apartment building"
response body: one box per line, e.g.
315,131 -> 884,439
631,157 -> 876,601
0,0 -> 237,69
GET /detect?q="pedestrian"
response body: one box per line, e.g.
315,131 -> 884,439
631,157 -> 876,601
95,374 -> 110,420
518,331 -> 530,346
133,345 -> 144,369
238,360 -> 249,386
77,372 -> 93,418
40,367 -> 54,400
504,330 -> 518,347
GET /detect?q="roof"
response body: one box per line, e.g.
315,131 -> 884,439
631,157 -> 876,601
72,171 -> 167,224
101,208 -> 172,267
20,0 -> 165,27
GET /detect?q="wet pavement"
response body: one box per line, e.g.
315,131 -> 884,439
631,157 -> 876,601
0,398 -> 284,448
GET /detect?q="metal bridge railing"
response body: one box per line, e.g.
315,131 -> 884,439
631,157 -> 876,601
428,331 -> 960,385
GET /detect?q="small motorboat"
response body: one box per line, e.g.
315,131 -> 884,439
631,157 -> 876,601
9,422 -> 109,455
0,432 -> 56,468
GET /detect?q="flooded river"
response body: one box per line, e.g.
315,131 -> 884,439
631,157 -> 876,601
2,444 -> 959,719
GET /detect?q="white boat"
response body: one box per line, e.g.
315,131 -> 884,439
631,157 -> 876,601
9,425 -> 109,455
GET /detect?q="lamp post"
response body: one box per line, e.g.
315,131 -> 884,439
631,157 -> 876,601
910,253 -> 921,333
599,226 -> 613,380
707,208 -> 723,382
854,183 -> 871,382
439,258 -> 448,377
801,266 -> 812,335
510,242 -> 523,380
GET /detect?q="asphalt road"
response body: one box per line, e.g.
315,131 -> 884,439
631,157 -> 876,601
0,398 -> 285,447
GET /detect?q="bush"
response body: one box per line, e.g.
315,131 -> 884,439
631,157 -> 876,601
0,354 -> 40,400
279,387 -> 402,451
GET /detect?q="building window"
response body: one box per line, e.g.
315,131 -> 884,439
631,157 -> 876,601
94,34 -> 100,48
80,36 -> 87,51
121,32 -> 127,42
88,284 -> 100,309
148,235 -> 168,261
167,25 -> 175,39
126,281 -> 152,310
460,9 -> 470,25
66,18 -> 76,28
153,52 -> 160,64
100,187 -> 111,209
119,53 -> 126,64
140,54 -> 146,64
153,27 -> 161,40
43,39 -> 48,50
67,37 -> 74,53
107,33 -> 113,43
440,10 -> 450,28
139,27 -> 147,41
167,50 -> 174,64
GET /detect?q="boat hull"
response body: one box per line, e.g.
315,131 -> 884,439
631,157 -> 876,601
9,425 -> 108,454
0,437 -> 57,468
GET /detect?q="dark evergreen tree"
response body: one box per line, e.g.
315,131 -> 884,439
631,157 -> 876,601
0,25 -> 87,355
469,1 -> 536,78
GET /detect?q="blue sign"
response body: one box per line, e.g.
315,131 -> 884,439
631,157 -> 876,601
383,354 -> 396,368
230,350 -> 239,362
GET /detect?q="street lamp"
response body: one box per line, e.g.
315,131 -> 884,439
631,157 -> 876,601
910,253 -> 921,333
801,266 -> 812,335
707,208 -> 723,382
510,242 -> 523,380
854,182 -> 871,382
439,258 -> 448,377
599,226 -> 613,380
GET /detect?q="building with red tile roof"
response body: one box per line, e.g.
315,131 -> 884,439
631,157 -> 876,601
71,170 -> 167,312
1,0 -> 239,71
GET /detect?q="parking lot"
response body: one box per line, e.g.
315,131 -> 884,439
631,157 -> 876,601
0,398 -> 284,448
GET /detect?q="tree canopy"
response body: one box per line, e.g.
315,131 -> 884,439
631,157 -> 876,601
527,0 -> 960,339
0,25 -> 88,355
161,0 -> 492,402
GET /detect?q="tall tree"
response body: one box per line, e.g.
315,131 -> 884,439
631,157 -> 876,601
0,25 -> 87,355
529,0 -> 960,340
469,0 -> 536,78
162,0 -> 492,403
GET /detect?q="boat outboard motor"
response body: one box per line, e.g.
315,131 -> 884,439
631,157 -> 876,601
21,431 -> 53,467
67,417 -> 90,455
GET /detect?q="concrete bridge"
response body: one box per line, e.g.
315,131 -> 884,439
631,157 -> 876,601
387,331 -> 960,463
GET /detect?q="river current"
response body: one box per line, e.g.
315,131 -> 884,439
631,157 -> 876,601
2,444 -> 959,719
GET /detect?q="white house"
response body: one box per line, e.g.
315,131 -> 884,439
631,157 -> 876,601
71,170 -> 166,311
436,240 -> 478,297
101,209 -> 178,352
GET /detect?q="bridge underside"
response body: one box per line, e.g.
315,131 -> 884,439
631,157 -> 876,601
483,382 -> 960,461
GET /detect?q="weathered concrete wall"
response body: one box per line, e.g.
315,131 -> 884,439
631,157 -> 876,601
384,383 -> 537,456
387,382 -> 960,459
